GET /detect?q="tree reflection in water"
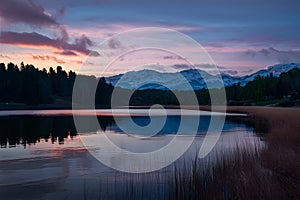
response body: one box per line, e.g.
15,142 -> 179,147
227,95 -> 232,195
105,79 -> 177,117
0,116 -> 115,148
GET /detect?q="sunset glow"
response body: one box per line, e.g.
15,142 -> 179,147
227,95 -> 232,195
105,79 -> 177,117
1,0 -> 300,76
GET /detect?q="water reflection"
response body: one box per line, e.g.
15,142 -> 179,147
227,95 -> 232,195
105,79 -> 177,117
0,114 -> 261,149
0,116 -> 114,148
0,112 -> 265,200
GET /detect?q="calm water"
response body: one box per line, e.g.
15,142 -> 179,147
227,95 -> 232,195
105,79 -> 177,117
0,110 -> 263,200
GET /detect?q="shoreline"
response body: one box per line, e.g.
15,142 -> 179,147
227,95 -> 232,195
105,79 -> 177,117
1,104 -> 300,117
1,104 -> 300,129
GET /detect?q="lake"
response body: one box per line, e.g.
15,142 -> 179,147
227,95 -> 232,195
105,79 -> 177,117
0,109 -> 264,200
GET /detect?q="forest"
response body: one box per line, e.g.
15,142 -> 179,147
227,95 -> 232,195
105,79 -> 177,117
0,62 -> 299,107
0,62 -> 112,106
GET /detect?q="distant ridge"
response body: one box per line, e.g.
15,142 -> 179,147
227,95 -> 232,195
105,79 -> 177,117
105,63 -> 300,91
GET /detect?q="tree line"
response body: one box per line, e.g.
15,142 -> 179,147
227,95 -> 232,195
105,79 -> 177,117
0,62 -> 299,106
224,68 -> 300,105
0,62 -> 113,106
129,68 -> 300,106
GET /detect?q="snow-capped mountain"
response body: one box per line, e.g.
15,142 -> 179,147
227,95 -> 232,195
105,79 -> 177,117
105,63 -> 300,91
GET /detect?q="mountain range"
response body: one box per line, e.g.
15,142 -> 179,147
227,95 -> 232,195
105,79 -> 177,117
105,63 -> 300,91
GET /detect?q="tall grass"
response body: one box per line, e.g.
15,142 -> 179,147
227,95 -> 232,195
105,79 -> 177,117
167,143 -> 267,200
91,142 -> 267,199
88,112 -> 299,199
166,114 -> 300,200
90,142 -> 297,199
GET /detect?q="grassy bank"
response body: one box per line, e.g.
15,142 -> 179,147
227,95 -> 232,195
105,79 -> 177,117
191,106 -> 300,199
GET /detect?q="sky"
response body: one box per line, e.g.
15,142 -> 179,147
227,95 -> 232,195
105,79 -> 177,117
0,0 -> 300,76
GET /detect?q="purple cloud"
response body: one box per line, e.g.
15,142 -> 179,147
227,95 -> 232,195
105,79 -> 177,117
0,31 -> 100,56
56,50 -> 78,56
173,64 -> 190,69
32,55 -> 66,64
245,47 -> 300,64
55,8 -> 66,18
1,32 -> 57,46
163,55 -> 184,60
108,38 -> 122,49
0,0 -> 58,27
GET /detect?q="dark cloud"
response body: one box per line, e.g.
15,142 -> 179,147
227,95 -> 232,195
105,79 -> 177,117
32,55 -> 66,64
217,66 -> 248,76
0,31 -> 100,56
89,51 -> 101,57
245,47 -> 300,64
204,43 -> 225,48
69,35 -> 93,52
108,38 -> 123,49
56,50 -> 78,56
1,31 -> 57,46
55,8 -> 66,17
195,64 -> 218,69
245,47 -> 281,57
0,0 -> 58,27
163,55 -> 184,60
245,50 -> 256,57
